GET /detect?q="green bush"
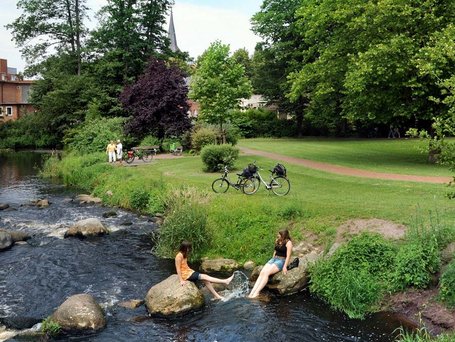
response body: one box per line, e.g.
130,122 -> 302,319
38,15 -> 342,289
63,117 -> 126,154
41,317 -> 61,337
139,135 -> 161,147
309,233 -> 396,319
391,237 -> 440,290
129,189 -> 150,212
200,144 -> 239,172
153,187 -> 210,261
439,259 -> 455,308
191,126 -> 217,152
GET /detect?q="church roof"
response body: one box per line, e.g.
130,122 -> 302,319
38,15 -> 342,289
168,10 -> 179,52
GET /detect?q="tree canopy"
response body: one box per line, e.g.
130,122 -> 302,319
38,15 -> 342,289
120,57 -> 191,140
189,41 -> 252,130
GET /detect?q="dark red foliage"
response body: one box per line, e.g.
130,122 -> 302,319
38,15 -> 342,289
120,57 -> 191,139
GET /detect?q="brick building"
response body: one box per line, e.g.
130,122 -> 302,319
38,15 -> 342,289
0,58 -> 35,123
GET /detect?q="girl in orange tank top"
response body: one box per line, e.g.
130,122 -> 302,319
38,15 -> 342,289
175,241 -> 235,300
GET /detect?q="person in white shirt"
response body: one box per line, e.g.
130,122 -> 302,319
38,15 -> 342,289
116,140 -> 123,163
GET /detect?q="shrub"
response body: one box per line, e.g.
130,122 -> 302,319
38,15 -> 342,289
63,117 -> 126,154
41,317 -> 61,337
191,126 -> 217,152
200,144 -> 239,172
391,237 -> 440,290
129,189 -> 150,212
153,187 -> 210,261
439,259 -> 455,308
309,233 -> 396,319
139,135 -> 160,147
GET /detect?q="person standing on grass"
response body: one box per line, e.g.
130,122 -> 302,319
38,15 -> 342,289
106,140 -> 117,163
116,139 -> 123,164
175,241 -> 234,300
248,229 -> 293,298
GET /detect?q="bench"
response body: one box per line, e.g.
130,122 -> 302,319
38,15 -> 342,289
132,145 -> 160,154
171,145 -> 183,156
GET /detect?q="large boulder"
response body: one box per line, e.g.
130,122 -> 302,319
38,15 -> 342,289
250,251 -> 321,296
0,230 -> 13,251
9,231 -> 31,243
0,203 -> 10,210
145,275 -> 204,316
51,294 -> 106,331
64,218 -> 109,238
200,258 -> 240,273
75,194 -> 102,205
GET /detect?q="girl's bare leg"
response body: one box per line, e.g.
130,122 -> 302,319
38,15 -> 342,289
203,280 -> 223,300
199,273 -> 234,285
248,264 -> 279,298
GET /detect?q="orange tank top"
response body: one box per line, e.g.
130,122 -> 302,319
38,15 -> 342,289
177,252 -> 194,280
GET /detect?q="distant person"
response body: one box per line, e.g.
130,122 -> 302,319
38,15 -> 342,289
116,139 -> 123,163
393,127 -> 400,138
388,125 -> 394,139
106,140 -> 117,163
248,229 -> 293,299
175,241 -> 234,300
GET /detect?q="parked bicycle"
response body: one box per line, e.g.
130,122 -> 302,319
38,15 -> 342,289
248,162 -> 290,196
125,146 -> 158,164
211,166 -> 257,194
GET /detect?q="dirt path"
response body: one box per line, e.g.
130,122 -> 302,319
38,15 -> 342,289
239,146 -> 453,184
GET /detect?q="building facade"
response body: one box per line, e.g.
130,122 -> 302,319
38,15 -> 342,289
0,59 -> 35,123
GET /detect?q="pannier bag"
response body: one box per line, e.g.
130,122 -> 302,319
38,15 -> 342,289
273,163 -> 287,177
241,163 -> 258,178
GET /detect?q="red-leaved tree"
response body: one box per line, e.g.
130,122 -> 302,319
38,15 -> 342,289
120,57 -> 191,140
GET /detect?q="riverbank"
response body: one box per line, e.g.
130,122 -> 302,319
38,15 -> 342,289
40,151 -> 455,339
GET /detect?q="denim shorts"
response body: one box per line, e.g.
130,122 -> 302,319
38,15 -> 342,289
267,257 -> 285,271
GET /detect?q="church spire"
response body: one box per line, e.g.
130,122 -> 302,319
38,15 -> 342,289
168,9 -> 179,52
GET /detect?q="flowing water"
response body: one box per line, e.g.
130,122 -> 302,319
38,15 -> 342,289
0,151 -> 408,341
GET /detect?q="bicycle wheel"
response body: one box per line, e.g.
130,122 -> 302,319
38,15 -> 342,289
270,176 -> 290,196
212,178 -> 229,193
242,177 -> 259,195
142,151 -> 152,163
125,152 -> 135,164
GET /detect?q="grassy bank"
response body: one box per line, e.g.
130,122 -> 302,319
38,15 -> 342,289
42,144 -> 455,326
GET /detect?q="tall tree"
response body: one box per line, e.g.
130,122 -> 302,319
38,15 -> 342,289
189,41 -> 252,131
7,0 -> 87,75
120,57 -> 191,140
251,0 -> 306,136
89,0 -> 172,84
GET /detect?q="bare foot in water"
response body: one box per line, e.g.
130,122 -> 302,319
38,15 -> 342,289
225,274 -> 234,285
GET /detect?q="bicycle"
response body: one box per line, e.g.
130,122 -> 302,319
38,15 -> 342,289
125,147 -> 157,164
211,166 -> 257,195
248,162 -> 290,196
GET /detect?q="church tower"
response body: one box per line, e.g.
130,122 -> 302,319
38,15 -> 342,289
168,9 -> 179,52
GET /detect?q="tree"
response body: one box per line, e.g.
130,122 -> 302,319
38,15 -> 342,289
251,0 -> 306,136
189,41 -> 252,132
7,0 -> 87,75
289,0 -> 455,132
120,57 -> 191,140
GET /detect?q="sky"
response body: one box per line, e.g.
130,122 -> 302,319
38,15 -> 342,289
0,0 -> 263,73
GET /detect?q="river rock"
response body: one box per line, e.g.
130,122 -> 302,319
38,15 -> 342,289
200,258 -> 240,273
145,275 -> 204,316
118,299 -> 144,309
0,203 -> 10,210
51,294 -> 106,331
243,260 -> 256,271
10,231 -> 31,242
102,210 -> 117,218
64,218 -> 109,238
76,194 -> 102,204
0,230 -> 13,251
31,199 -> 50,208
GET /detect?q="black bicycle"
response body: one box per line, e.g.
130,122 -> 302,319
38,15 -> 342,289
211,166 -> 257,195
125,146 -> 157,164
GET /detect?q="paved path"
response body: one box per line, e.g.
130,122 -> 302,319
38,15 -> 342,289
239,147 -> 453,184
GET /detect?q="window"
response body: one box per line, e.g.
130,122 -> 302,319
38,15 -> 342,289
0,107 -> 3,116
6,107 -> 13,116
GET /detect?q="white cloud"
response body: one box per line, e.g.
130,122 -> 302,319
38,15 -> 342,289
171,3 -> 261,58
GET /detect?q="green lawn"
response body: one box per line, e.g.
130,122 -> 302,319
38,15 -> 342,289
238,137 -> 454,177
